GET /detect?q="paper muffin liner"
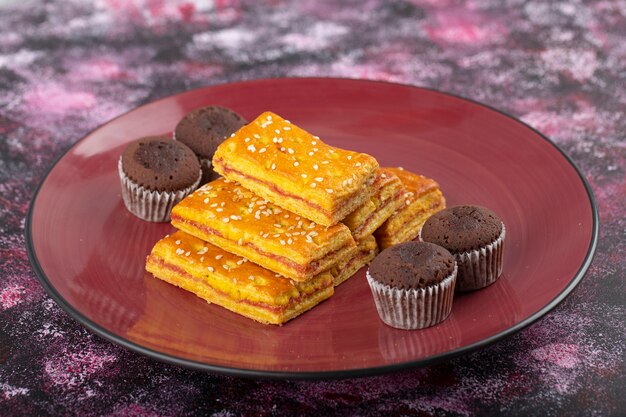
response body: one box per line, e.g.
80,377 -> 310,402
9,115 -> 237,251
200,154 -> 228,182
366,264 -> 457,330
448,223 -> 506,292
118,158 -> 201,222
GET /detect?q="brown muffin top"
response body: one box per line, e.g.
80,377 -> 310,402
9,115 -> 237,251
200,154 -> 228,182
420,205 -> 503,253
121,136 -> 200,192
369,241 -> 455,290
174,106 -> 247,159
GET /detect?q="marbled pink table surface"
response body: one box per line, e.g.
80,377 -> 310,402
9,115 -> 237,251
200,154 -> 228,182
1,1 -> 624,416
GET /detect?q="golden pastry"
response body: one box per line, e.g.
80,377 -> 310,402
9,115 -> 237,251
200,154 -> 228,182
342,169 -> 405,241
145,231 -> 334,325
212,111 -> 379,226
170,178 -> 356,281
374,167 -> 446,250
329,235 -> 379,286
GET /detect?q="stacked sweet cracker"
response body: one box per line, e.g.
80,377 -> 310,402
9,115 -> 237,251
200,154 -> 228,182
146,111 -> 444,325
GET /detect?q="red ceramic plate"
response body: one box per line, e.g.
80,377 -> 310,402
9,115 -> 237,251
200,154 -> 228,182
26,78 -> 597,379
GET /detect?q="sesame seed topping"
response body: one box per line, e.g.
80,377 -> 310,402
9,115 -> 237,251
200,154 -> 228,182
313,164 -> 319,170
275,129 -> 280,134
313,135 -> 319,139
262,233 -> 269,238
274,223 -> 283,228
185,251 -> 190,257
287,148 -> 294,154
223,264 -> 230,270
176,248 -> 184,255
248,275 -> 254,280
406,200 -> 411,206
308,152 -> 314,156
273,137 -> 278,143
267,115 -> 272,120
273,234 -> 281,237
284,214 -> 289,219
311,141 -> 317,145
244,137 -> 250,142
215,255 -> 223,260
247,144 -> 256,152
310,182 -> 317,188
381,173 -> 387,178
253,134 -> 260,139
230,133 -> 236,137
216,208 -> 223,212
237,238 -> 243,245
313,148 -> 318,152
237,259 -> 244,265
258,147 -> 267,153
321,161 -> 329,164
271,163 -> 276,170
230,215 -> 241,220
210,203 -> 218,207
301,173 -> 307,178
222,217 -> 229,223
233,278 -> 237,283
203,198 -> 210,204
283,126 -> 291,130
315,177 -> 324,182
347,155 -> 352,160
175,240 -> 181,245
280,147 -> 286,151
280,239 -> 286,245
326,189 -> 334,193
207,266 -> 214,272
355,162 -> 362,167
294,161 -> 299,166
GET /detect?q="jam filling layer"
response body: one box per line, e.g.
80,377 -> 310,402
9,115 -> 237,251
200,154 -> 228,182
170,214 -> 353,276
149,257 -> 332,314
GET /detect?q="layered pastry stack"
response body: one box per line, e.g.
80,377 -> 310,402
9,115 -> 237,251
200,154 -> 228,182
146,111 -> 445,325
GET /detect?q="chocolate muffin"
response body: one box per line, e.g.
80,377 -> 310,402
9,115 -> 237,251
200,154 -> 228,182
118,136 -> 201,222
174,106 -> 247,183
420,205 -> 505,291
366,241 -> 457,330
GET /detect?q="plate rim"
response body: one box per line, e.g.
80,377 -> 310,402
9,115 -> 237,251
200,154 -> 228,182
24,77 -> 599,380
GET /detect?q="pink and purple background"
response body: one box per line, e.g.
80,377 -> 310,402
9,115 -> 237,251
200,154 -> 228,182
0,0 -> 624,416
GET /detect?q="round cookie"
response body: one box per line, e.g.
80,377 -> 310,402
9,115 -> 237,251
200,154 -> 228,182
366,241 -> 457,330
174,106 -> 247,183
119,136 -> 201,222
420,205 -> 505,291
